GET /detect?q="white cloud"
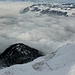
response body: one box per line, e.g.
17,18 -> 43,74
0,2 -> 75,54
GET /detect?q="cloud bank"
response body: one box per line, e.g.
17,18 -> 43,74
0,2 -> 75,54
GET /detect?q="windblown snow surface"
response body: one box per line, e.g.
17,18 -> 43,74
0,2 -> 75,75
1,43 -> 75,75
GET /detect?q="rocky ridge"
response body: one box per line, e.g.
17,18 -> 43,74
0,43 -> 43,68
21,3 -> 75,16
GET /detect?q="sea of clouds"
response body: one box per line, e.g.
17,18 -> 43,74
0,2 -> 75,55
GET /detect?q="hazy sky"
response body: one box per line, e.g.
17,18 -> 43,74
0,0 -> 75,3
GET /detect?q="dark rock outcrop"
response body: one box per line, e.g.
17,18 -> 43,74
41,10 -> 67,16
21,7 -> 29,13
0,43 -> 43,67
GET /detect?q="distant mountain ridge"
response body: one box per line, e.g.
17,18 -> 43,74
21,3 -> 75,17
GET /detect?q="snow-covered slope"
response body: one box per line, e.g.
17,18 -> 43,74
0,44 -> 75,75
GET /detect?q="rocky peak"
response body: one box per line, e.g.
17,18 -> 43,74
0,43 -> 43,67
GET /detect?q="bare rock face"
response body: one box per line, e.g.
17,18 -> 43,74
0,43 -> 43,67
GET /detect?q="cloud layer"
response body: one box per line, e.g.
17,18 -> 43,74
0,2 -> 75,54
